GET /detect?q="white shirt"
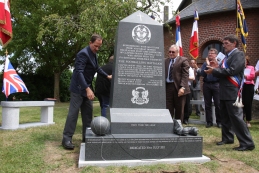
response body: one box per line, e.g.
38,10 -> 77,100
188,67 -> 195,86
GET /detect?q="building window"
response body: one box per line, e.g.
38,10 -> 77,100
202,41 -> 223,58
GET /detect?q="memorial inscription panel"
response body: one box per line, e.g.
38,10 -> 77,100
110,11 -> 166,109
85,130 -> 203,161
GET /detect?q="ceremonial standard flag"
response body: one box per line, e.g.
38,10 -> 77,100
0,0 -> 5,23
236,0 -> 248,52
0,0 -> 12,47
2,57 -> 29,98
189,11 -> 199,59
175,14 -> 183,56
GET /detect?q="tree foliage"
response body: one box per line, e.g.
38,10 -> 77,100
1,0 -> 173,101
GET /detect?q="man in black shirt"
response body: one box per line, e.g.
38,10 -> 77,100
200,48 -> 221,128
95,55 -> 114,117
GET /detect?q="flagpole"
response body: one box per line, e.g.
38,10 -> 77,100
5,49 -> 8,57
236,0 -> 238,37
5,49 -> 8,101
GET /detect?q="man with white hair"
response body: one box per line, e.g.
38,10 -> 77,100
165,44 -> 190,123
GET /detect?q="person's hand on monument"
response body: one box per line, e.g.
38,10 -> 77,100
86,87 -> 95,100
107,75 -> 112,80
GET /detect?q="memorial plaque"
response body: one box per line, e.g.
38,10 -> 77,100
85,129 -> 203,161
110,11 -> 165,109
107,108 -> 174,134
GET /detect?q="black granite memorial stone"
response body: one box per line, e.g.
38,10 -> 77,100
84,11 -> 203,162
106,11 -> 173,134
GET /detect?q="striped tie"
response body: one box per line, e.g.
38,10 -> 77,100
169,59 -> 174,81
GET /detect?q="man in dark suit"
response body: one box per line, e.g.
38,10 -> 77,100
95,55 -> 114,117
165,44 -> 190,123
62,34 -> 112,150
205,34 -> 255,151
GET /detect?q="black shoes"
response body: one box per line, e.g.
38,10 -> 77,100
62,140 -> 75,150
216,140 -> 234,145
205,122 -> 221,128
217,141 -> 254,151
206,122 -> 213,128
233,146 -> 255,151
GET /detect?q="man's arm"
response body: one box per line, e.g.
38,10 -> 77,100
180,58 -> 190,88
75,52 -> 90,89
212,51 -> 245,77
178,59 -> 189,97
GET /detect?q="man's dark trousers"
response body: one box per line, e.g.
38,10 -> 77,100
63,92 -> 93,142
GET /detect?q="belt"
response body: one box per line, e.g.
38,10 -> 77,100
204,81 -> 219,84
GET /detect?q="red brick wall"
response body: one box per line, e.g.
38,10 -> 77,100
164,9 -> 259,66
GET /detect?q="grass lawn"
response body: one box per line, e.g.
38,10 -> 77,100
0,102 -> 259,173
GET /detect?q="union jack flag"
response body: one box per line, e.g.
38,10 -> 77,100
2,57 -> 29,98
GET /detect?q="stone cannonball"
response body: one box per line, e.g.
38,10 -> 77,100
90,116 -> 110,136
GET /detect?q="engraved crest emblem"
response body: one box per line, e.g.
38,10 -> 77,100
131,87 -> 149,105
132,25 -> 151,44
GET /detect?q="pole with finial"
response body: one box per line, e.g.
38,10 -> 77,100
4,49 -> 8,101
5,49 -> 8,57
236,0 -> 239,36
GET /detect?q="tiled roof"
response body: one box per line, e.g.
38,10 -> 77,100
166,0 -> 259,24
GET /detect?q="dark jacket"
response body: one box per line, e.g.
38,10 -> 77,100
95,61 -> 113,97
69,46 -> 108,97
212,49 -> 245,100
165,56 -> 190,95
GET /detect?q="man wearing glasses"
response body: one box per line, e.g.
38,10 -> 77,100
199,48 -> 221,128
165,44 -> 190,123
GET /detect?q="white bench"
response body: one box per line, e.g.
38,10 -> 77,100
190,100 -> 216,124
0,101 -> 55,130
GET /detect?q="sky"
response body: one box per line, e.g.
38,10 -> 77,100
163,0 -> 182,20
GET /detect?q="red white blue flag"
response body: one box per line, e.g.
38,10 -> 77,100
0,0 -> 12,47
2,57 -> 29,98
189,11 -> 199,59
175,14 -> 183,56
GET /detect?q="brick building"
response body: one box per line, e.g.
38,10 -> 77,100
163,0 -> 259,66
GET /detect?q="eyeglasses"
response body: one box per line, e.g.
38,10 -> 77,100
169,51 -> 175,53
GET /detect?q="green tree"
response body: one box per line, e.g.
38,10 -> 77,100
2,0 -> 172,102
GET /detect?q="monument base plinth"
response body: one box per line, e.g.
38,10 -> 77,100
79,143 -> 210,168
84,129 -> 203,161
